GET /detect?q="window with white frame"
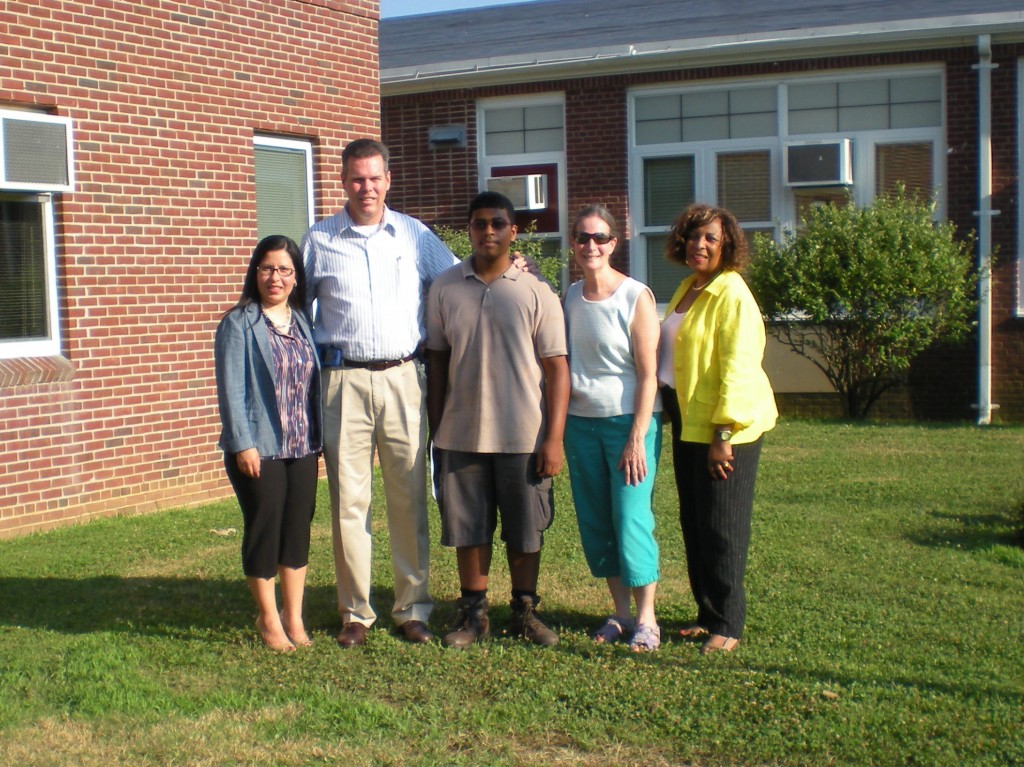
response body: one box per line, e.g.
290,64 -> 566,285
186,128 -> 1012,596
0,107 -> 72,360
787,74 -> 942,134
0,192 -> 60,358
635,86 -> 777,144
629,70 -> 945,303
483,102 -> 564,155
253,135 -> 314,245
479,95 -> 567,271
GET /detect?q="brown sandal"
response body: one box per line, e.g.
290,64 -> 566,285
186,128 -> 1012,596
701,634 -> 740,655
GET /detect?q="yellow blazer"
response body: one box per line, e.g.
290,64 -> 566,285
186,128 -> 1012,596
664,270 -> 778,444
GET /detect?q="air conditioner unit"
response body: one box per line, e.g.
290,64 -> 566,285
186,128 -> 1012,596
784,139 -> 852,187
0,109 -> 75,192
485,174 -> 548,211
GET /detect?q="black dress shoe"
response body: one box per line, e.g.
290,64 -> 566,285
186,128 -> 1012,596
337,622 -> 368,648
397,620 -> 434,644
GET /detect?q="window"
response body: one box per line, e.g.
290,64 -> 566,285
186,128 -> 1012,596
0,193 -> 60,358
635,86 -> 776,145
717,150 -> 772,221
253,136 -> 314,245
875,142 -> 933,200
639,151 -> 774,301
788,74 -> 942,134
644,156 -> 695,226
483,103 -> 564,155
643,156 -> 695,301
629,69 -> 945,302
479,96 -> 567,273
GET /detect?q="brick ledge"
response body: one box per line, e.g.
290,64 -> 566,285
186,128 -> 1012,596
0,356 -> 75,388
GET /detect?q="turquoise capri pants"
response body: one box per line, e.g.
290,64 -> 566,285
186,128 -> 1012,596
563,412 -> 662,588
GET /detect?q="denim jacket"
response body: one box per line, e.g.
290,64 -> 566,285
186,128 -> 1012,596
214,302 -> 322,456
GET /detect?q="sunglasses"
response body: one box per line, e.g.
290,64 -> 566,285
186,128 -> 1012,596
574,232 -> 614,245
470,217 -> 511,231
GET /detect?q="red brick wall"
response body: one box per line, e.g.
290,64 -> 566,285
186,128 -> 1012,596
383,92 -> 478,226
988,49 -> 1024,421
383,44 -> 1024,422
0,0 -> 380,538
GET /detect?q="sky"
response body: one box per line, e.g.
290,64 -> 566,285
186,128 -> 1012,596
380,0 -> 541,18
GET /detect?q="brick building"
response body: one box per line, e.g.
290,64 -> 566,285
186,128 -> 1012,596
380,0 -> 1024,422
0,0 -> 380,537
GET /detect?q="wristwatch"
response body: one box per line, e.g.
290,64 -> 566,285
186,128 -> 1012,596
715,428 -> 733,442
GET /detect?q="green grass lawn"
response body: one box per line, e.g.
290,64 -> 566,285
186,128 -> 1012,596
1,420 -> 1022,766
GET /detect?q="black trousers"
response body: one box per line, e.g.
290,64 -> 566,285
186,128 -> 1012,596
224,452 -> 319,579
661,387 -> 762,639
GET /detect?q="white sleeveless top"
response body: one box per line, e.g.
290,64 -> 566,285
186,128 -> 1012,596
564,277 -> 662,418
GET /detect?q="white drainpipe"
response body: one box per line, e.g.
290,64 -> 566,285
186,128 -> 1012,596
974,34 -> 998,425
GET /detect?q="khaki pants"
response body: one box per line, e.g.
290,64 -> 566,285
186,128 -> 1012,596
321,361 -> 432,627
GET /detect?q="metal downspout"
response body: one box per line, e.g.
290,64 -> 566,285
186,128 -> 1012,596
974,35 -> 997,424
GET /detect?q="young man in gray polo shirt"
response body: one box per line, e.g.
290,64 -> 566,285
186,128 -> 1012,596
426,191 -> 569,648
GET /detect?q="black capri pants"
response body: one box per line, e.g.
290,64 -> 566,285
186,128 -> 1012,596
224,452 -> 319,579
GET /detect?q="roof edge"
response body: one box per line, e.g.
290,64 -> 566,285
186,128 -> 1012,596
381,13 -> 1024,95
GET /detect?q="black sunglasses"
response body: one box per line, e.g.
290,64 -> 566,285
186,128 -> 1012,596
470,217 -> 511,231
574,232 -> 614,245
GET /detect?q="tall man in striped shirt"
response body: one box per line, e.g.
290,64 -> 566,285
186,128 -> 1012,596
301,139 -> 458,648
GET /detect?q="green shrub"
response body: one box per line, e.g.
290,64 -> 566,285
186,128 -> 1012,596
749,186 -> 980,419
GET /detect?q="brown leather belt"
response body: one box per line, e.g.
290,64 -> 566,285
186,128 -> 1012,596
342,352 -> 418,371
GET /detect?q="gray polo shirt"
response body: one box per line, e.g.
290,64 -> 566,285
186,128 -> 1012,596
426,258 -> 566,453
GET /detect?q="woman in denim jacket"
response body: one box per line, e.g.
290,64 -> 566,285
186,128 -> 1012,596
215,235 -> 322,651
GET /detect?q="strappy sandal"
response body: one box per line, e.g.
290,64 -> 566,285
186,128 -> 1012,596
701,634 -> 740,655
591,616 -> 633,643
630,623 -> 661,652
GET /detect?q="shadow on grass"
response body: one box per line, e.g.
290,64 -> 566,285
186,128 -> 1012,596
907,509 -> 1023,553
739,659 -> 1024,707
0,575 -> 606,645
0,576 -> 349,638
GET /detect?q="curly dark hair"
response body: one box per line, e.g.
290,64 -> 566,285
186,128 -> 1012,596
664,203 -> 749,273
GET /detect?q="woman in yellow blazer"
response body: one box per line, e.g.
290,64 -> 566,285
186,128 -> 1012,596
657,203 -> 777,654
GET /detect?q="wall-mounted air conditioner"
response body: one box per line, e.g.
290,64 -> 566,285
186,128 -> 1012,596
485,174 -> 548,211
784,139 -> 852,187
0,109 -> 75,192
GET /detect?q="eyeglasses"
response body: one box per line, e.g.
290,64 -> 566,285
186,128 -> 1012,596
257,266 -> 295,278
470,218 -> 511,231
574,232 -> 614,245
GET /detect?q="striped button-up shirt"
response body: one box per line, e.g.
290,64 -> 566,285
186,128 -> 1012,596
301,205 -> 458,362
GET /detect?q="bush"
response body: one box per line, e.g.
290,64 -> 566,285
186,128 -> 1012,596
749,187 -> 979,419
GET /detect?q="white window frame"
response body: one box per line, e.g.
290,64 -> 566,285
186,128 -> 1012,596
0,192 -> 61,359
628,67 -> 947,303
253,134 -> 315,239
477,93 -> 568,254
